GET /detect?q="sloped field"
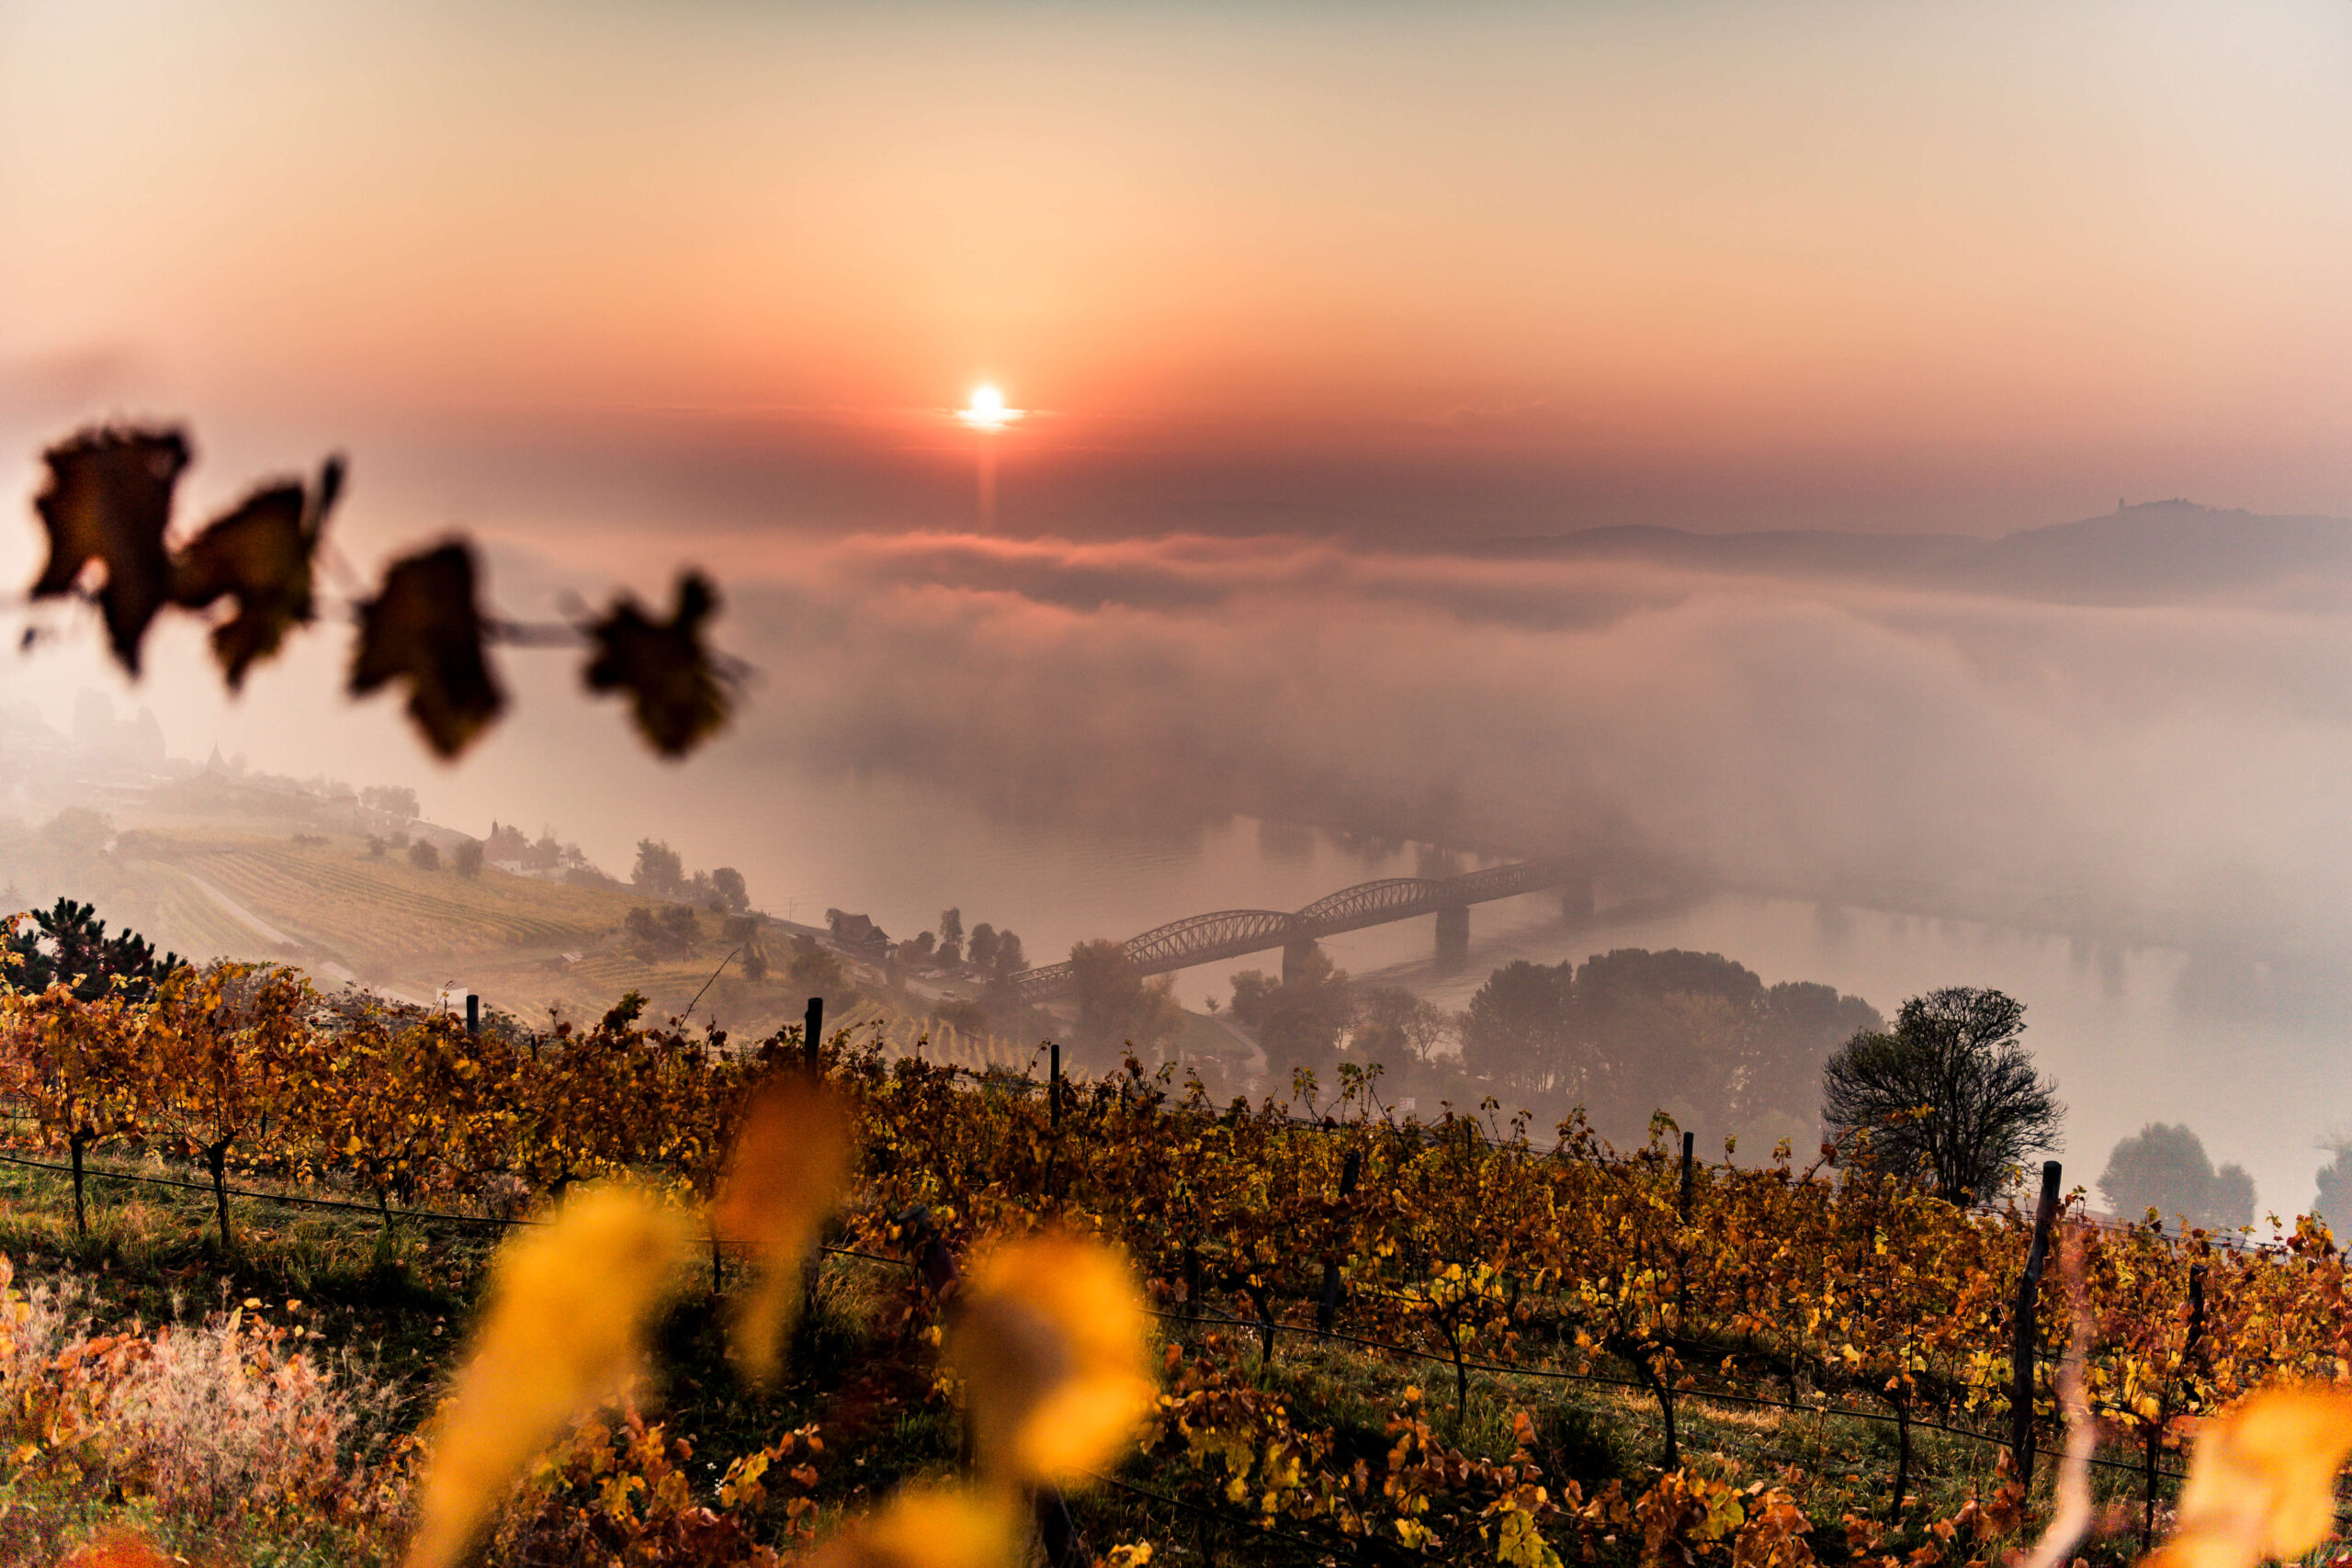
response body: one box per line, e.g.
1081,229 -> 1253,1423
155,835 -> 639,963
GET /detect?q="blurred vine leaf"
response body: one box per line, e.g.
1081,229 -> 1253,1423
348,541 -> 505,760
406,1184 -> 693,1568
170,457 -> 343,689
951,1233 -> 1155,1487
709,1072 -> 856,1382
583,570 -> 734,757
30,427 -> 188,673
23,423 -> 743,761
2147,1386 -> 2352,1568
808,1483 -> 1020,1568
54,1530 -> 177,1568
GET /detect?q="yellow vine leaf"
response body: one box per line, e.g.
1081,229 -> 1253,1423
1498,1506 -> 1566,1568
808,1483 -> 1020,1568
2145,1387 -> 2352,1568
951,1233 -> 1155,1486
708,1074 -> 856,1382
405,1185 -> 694,1568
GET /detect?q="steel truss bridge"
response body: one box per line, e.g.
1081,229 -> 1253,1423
1012,856 -> 1589,1001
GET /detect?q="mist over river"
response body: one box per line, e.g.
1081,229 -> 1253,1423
594,756 -> 2345,1226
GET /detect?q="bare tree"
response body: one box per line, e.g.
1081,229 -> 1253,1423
1821,987 -> 2062,1204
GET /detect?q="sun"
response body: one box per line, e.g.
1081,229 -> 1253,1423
956,384 -> 1024,431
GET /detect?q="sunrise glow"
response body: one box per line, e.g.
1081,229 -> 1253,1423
956,385 -> 1023,431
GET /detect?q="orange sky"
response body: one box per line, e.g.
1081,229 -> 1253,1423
3,0 -> 2349,542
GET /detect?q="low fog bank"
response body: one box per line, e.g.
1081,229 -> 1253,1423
736,517 -> 2352,991
6,504 -> 2344,1010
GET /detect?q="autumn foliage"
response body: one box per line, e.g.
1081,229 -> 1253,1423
6,961 -> 2352,1564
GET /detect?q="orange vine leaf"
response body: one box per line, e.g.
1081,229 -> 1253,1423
2144,1387 -> 2352,1568
952,1233 -> 1155,1487
708,1072 -> 856,1382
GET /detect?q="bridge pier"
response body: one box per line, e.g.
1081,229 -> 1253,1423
1562,873 -> 1596,922
1434,905 -> 1469,975
1282,939 -> 1320,986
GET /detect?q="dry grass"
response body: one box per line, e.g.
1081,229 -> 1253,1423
0,1252 -> 403,1557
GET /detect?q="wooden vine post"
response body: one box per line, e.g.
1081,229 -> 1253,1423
2137,1259 -> 2209,1543
2187,1262 -> 2206,1358
1677,1129 -> 1696,1318
2009,1159 -> 2063,1489
1044,1041 -> 1064,1201
1317,1145 -> 1363,1337
797,994 -> 826,1318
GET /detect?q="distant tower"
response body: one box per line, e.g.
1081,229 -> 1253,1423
2118,496 -> 2126,513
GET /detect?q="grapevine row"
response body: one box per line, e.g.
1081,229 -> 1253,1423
2,960 -> 2341,1553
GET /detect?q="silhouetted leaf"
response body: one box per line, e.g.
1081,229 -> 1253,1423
582,571 -> 731,757
349,542 -> 503,758
29,427 -> 189,674
171,457 -> 344,690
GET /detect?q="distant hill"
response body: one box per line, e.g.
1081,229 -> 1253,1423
1472,502 -> 2352,606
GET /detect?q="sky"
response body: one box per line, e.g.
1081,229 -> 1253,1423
4,0 -> 2351,548
4,2 -> 2352,1201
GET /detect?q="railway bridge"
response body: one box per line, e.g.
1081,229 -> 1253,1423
1012,855 -> 1594,1002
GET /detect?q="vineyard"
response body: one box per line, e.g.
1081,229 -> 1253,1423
1,956 -> 2348,1567
38,825 -> 871,1037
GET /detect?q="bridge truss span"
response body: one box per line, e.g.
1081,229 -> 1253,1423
1293,878 -> 1443,930
1124,908 -> 1298,971
1012,854 -> 1589,1001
